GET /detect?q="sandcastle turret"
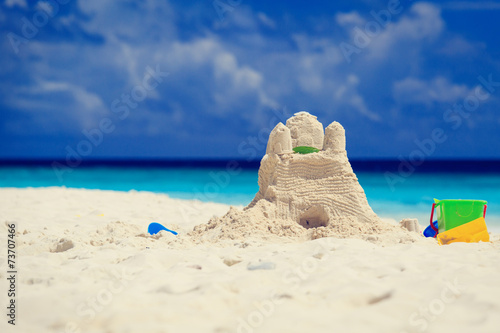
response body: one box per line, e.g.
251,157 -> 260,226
323,121 -> 346,152
266,123 -> 292,155
285,111 -> 324,149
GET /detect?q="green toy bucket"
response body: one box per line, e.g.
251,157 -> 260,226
430,199 -> 487,234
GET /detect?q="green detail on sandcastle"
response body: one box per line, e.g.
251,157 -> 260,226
293,146 -> 320,154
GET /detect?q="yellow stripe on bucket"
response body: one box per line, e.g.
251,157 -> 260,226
437,217 -> 490,246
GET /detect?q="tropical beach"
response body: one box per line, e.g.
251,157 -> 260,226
2,1 -> 500,333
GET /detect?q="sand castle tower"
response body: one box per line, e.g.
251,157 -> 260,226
247,111 -> 379,228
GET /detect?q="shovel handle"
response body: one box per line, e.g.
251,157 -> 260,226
430,203 -> 438,237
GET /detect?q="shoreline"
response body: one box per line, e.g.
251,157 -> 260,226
2,186 -> 499,232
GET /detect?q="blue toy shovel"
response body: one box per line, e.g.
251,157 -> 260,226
148,222 -> 178,235
423,221 -> 438,238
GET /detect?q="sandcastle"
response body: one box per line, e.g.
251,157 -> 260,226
246,111 -> 380,228
191,111 -> 416,242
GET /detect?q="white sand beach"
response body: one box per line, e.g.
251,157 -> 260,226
1,187 -> 500,333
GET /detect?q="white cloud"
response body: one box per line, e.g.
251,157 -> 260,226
41,81 -> 104,109
213,5 -> 260,30
257,12 -> 276,29
334,75 -> 381,121
335,11 -> 365,27
280,33 -> 383,121
213,52 -> 262,90
393,76 -> 473,106
365,2 -> 444,60
164,36 -> 278,115
78,1 -> 177,42
5,79 -> 107,132
398,3 -> 444,38
4,0 -> 27,8
168,38 -> 220,67
11,80 -> 105,111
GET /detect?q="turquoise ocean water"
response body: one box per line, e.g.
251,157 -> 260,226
1,166 -> 499,231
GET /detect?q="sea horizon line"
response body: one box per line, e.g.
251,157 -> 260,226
1,158 -> 500,173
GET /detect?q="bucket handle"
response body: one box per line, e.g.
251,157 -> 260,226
430,203 -> 438,238
484,204 -> 488,218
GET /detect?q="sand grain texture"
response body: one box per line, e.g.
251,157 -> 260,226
1,188 -> 500,333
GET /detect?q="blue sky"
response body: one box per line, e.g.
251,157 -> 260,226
1,0 -> 499,160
